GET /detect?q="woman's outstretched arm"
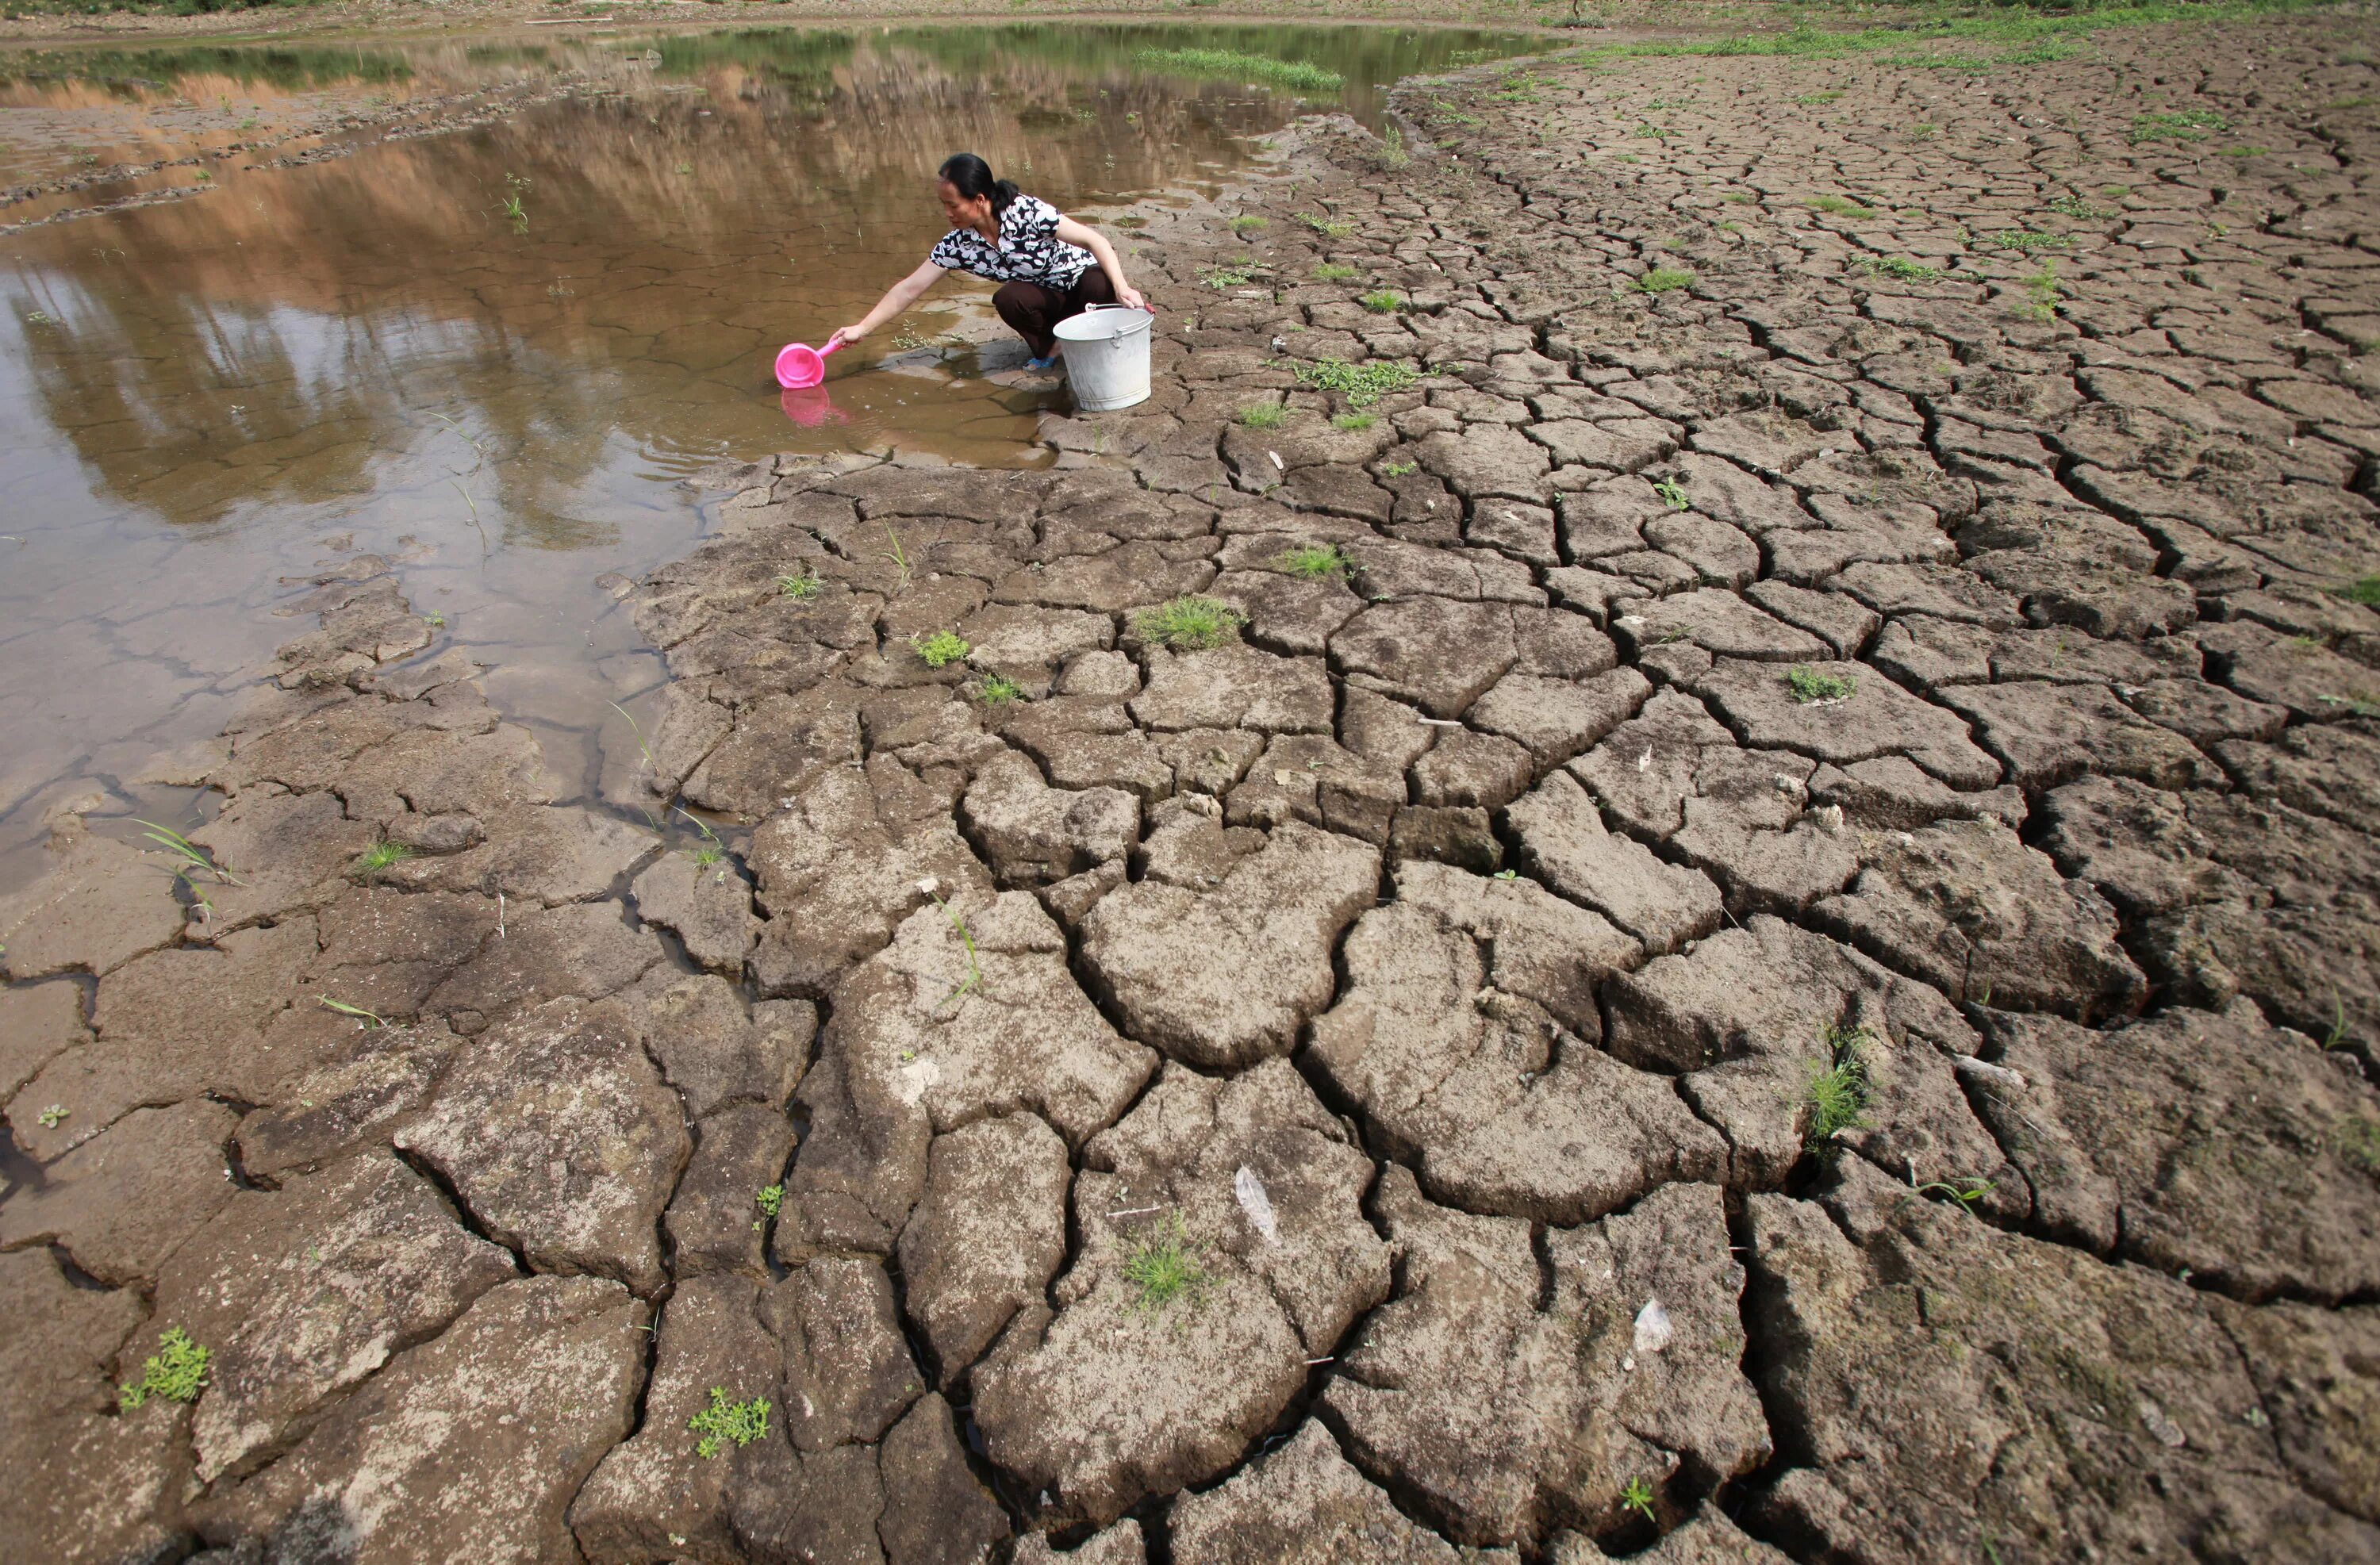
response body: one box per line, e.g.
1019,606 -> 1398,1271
1052,217 -> 1151,312
827,259 -> 946,350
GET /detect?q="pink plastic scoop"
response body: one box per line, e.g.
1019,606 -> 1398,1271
774,337 -> 843,390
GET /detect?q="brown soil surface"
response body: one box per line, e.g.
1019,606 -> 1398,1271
6,10 -> 2380,1563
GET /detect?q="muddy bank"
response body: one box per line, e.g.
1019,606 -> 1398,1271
5,9 -> 2380,1562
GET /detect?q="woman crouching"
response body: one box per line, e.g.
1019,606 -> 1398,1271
827,152 -> 1151,371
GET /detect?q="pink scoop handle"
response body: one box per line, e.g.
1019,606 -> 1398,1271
774,336 -> 845,390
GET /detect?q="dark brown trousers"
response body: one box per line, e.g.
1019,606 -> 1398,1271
993,267 -> 1117,359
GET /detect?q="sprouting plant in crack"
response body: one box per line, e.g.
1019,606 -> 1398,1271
1278,543 -> 1353,580
1653,476 -> 1691,511
1123,1213 -> 1212,1314
1619,1475 -> 1657,1523
877,527 -> 912,594
1135,596 -> 1243,652
912,630 -> 970,669
1785,666 -> 1856,704
689,1387 -> 770,1459
1636,267 -> 1695,294
1859,255 -> 1943,284
317,995 -> 385,1030
1293,210 -> 1353,237
924,887 -> 984,1011
1313,261 -> 1358,282
1333,411 -> 1376,432
1806,194 -> 1874,219
2019,259 -> 2061,321
1239,400 -> 1289,430
1359,290 -> 1403,315
120,1328 -> 209,1410
975,673 -> 1024,708
1200,261 -> 1259,290
753,1184 -> 785,1230
2336,1116 -> 2380,1175
1227,214 -> 1268,236
36,1104 -> 67,1129
777,566 -> 823,602
1917,1176 -> 1996,1207
1381,460 -> 1418,478
1803,1025 -> 1874,1148
2335,574 -> 2380,608
608,700 -> 658,777
675,807 -> 728,879
137,819 -> 235,888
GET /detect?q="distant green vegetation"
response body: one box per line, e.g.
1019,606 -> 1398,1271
1136,46 -> 1344,92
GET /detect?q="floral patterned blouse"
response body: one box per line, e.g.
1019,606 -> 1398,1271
928,194 -> 1096,290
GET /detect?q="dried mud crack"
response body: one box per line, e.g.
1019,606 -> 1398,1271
6,11 -> 2380,1563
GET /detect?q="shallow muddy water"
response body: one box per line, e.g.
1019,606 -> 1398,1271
0,20 -> 1540,892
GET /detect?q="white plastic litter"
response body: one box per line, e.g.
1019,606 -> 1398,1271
1633,1298 -> 1674,1354
1234,1165 -> 1279,1244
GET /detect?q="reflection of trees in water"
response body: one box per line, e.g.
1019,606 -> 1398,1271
1,25 -> 1535,535
0,45 -> 415,98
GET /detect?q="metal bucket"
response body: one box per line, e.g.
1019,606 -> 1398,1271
1052,304 -> 1153,412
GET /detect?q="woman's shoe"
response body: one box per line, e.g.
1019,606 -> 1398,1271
1024,354 -> 1060,371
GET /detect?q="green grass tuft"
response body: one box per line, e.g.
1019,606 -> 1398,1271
1279,543 -> 1353,579
1332,411 -> 1376,431
777,567 -> 823,601
1200,262 -> 1259,290
1359,290 -> 1403,314
912,631 -> 970,669
754,1184 -> 784,1219
1239,400 -> 1289,430
1785,666 -> 1857,703
121,1328 -> 209,1410
1227,214 -> 1269,235
1123,1214 -> 1213,1314
1637,267 -> 1695,293
1860,255 -> 1944,282
1293,210 -> 1353,237
976,673 -> 1025,707
1134,596 -> 1243,651
2338,1116 -> 2380,1173
689,1387 -> 771,1459
1803,1025 -> 1874,1147
1620,1475 -> 1659,1522
2336,574 -> 2380,607
1135,46 -> 1345,93
1293,357 -> 1420,408
2132,107 -> 2230,144
1806,194 -> 1876,218
1991,229 -> 2072,251
353,840 -> 413,878
1313,261 -> 1359,282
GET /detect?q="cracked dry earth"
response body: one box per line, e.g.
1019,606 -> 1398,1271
8,13 -> 2380,1565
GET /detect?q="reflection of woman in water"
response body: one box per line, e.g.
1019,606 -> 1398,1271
827,152 -> 1151,371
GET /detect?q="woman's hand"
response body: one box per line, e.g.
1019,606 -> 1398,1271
1115,284 -> 1153,313
826,324 -> 867,351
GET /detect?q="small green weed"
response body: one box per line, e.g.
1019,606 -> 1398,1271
1917,1176 -> 1996,1206
1294,210 -> 1353,236
120,1328 -> 209,1410
136,819 -> 234,888
1382,460 -> 1418,478
424,612 -> 446,628
1992,229 -> 2071,251
2335,574 -> 2380,607
1637,267 -> 1695,293
1803,1025 -> 1873,1147
1860,255 -> 1943,282
1806,194 -> 1875,218
2132,108 -> 2229,144
777,567 -> 823,601
1293,357 -> 1420,408
926,888 -> 984,1011
1239,400 -> 1288,430
1796,90 -> 1844,105
1620,1475 -> 1658,1521
1910,121 -> 1938,140
2020,259 -> 2061,320
2050,194 -> 2116,221
1653,476 -> 1690,511
1200,262 -> 1259,290
879,527 -> 912,593
353,841 -> 413,878
689,1387 -> 770,1459
754,1184 -> 784,1219
912,631 -> 970,669
1123,1214 -> 1212,1314
1785,666 -> 1856,703
36,1104 -> 67,1128
2338,1116 -> 2380,1173
976,673 -> 1024,707
1359,290 -> 1403,314
1228,215 -> 1269,236
1279,543 -> 1353,579
1333,411 -> 1376,431
317,995 -> 385,1029
1377,124 -> 1411,172
1135,596 -> 1243,651
1313,261 -> 1359,282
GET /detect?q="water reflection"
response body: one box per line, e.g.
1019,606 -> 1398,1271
0,21 -> 1545,892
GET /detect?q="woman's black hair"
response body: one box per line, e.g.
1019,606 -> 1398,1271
939,152 -> 1019,217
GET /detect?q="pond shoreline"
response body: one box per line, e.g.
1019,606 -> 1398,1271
6,9 -> 2380,1559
